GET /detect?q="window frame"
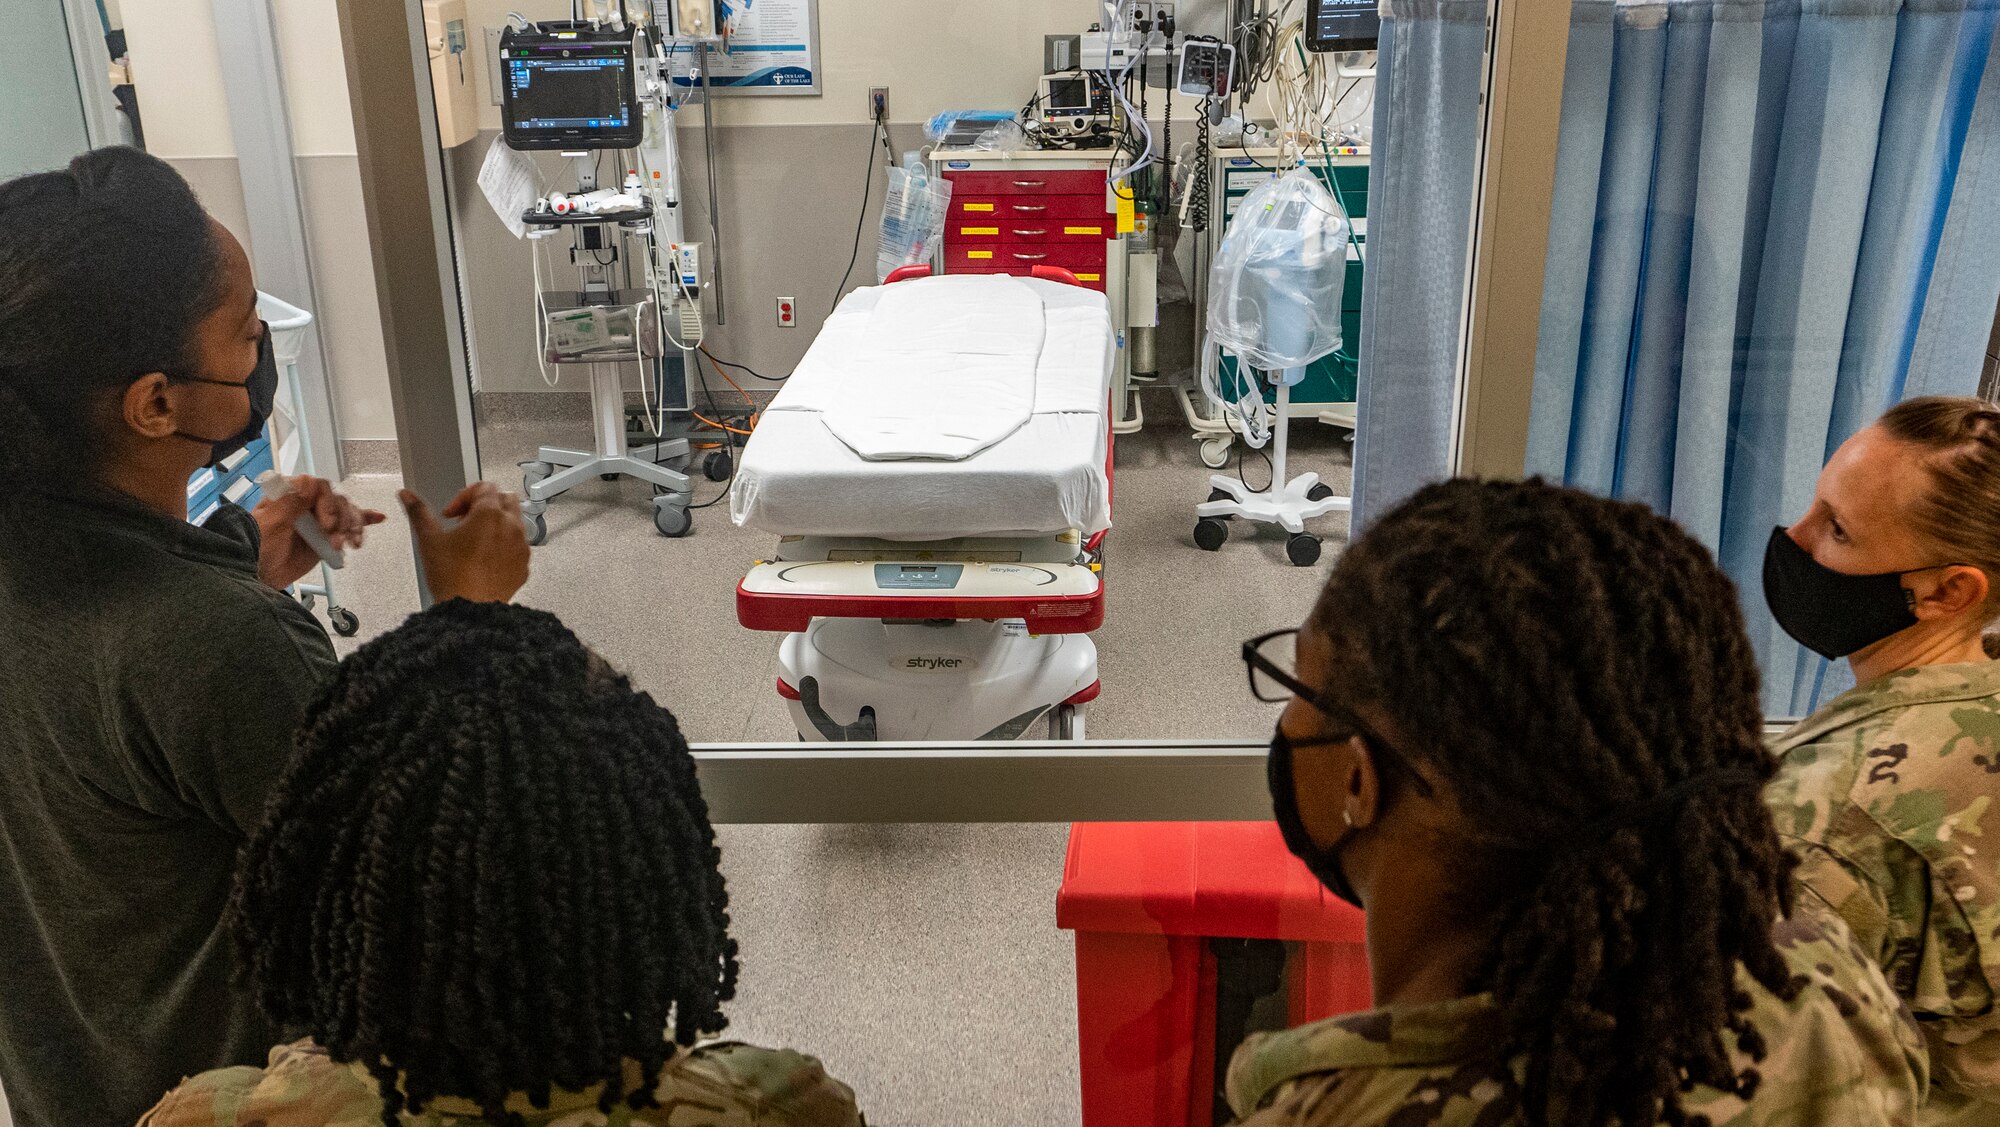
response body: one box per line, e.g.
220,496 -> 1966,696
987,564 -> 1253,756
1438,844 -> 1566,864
340,0 -> 1575,824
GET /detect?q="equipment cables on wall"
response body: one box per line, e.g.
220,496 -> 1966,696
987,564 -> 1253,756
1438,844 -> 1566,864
830,103 -> 889,315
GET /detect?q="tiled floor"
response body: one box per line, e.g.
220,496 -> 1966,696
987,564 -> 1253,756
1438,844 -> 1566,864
298,406 -> 1356,1126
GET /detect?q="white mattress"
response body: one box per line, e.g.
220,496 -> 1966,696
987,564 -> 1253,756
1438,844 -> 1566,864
731,275 -> 1115,540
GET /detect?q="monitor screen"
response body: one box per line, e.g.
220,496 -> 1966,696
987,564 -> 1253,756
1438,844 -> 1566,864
508,56 -> 629,130
1046,75 -> 1090,112
1306,0 -> 1380,52
499,29 -> 642,150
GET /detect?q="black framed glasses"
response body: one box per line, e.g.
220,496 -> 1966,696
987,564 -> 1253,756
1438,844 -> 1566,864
1241,628 -> 1434,796
1243,628 -> 1321,706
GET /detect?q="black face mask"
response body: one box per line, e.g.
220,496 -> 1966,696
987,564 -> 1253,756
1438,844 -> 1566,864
1762,526 -> 1930,660
1268,727 -> 1362,909
175,323 -> 277,469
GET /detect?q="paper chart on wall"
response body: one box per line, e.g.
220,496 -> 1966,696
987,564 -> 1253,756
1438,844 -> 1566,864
676,0 -> 819,95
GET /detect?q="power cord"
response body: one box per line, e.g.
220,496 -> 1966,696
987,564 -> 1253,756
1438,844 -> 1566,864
830,105 -> 888,314
700,344 -> 786,382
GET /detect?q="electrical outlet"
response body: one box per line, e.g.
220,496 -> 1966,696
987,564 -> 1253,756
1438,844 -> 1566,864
868,86 -> 889,121
777,296 -> 797,328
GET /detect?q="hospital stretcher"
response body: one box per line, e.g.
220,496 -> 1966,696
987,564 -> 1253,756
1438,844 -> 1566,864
732,268 -> 1114,741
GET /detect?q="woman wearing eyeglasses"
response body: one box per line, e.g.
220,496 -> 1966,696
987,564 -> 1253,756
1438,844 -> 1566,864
1228,478 -> 1925,1127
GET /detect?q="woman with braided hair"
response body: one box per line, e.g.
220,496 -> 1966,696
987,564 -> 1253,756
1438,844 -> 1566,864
140,599 -> 861,1127
1227,478 -> 1925,1126
0,147 -> 528,1127
1763,396 -> 2000,1124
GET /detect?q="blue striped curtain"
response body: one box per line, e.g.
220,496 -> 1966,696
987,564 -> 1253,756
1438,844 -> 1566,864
1350,0 -> 1490,525
1519,0 -> 2000,714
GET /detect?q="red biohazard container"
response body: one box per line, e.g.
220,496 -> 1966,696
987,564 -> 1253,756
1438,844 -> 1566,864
1056,822 -> 1371,1127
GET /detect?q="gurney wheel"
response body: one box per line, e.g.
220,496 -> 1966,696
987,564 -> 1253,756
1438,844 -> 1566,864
1200,437 -> 1232,469
1307,483 -> 1335,502
525,512 -> 547,547
703,449 -> 733,482
1194,517 -> 1229,552
1287,533 -> 1322,568
329,606 -> 361,637
654,504 -> 692,538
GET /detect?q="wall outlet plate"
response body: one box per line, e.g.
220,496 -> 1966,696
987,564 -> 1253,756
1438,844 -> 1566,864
777,296 -> 797,327
869,86 -> 889,121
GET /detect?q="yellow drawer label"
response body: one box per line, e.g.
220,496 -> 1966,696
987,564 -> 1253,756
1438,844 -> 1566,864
966,250 -> 994,260
961,226 -> 999,235
1064,225 -> 1104,236
1076,273 -> 1102,282
962,203 -> 995,212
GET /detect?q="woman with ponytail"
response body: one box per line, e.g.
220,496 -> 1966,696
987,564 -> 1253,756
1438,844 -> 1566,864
1229,478 -> 1926,1126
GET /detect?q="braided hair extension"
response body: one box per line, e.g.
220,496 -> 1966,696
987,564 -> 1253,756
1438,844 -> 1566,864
0,148 -> 223,497
230,600 -> 738,1127
1308,479 -> 1801,1127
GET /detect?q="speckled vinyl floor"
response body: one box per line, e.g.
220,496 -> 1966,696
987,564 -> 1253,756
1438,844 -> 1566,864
305,405 -> 1354,1127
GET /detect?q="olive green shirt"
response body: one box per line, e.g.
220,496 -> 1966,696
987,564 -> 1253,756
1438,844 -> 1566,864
1225,902 -> 1927,1126
0,492 -> 334,1127
139,1038 -> 865,1127
1767,660 -> 2000,1123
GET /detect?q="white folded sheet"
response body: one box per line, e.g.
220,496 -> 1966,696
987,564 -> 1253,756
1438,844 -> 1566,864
819,276 -> 1043,461
731,275 -> 1115,540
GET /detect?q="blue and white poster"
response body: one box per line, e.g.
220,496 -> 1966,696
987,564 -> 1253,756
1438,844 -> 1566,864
706,0 -> 819,95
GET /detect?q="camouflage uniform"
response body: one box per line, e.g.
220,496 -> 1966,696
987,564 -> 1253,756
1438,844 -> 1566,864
1224,900 -> 1927,1126
1766,660 -> 2000,1125
137,1038 -> 863,1127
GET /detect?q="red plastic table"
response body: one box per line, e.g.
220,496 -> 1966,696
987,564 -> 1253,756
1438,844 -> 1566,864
1056,822 -> 1371,1127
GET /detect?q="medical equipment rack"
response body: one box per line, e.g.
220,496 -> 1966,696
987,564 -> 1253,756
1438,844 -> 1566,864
1180,145 -> 1369,469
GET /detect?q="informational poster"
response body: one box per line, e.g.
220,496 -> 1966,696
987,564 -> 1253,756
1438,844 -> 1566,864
696,0 -> 820,95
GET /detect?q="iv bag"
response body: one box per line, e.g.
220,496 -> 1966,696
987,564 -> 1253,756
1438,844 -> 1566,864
1207,168 -> 1349,372
876,154 -> 953,283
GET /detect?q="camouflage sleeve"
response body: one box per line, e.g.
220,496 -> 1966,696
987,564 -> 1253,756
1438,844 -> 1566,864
1925,1012 -> 2000,1109
136,1066 -> 267,1127
660,1042 -> 864,1127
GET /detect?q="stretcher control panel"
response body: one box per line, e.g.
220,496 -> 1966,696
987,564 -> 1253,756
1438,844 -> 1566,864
737,559 -> 1104,635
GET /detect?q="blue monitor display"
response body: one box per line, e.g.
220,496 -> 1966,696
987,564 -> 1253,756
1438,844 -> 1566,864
499,27 -> 642,151
1306,0 -> 1380,52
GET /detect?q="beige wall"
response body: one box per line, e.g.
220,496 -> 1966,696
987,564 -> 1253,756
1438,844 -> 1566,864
122,0 -> 396,441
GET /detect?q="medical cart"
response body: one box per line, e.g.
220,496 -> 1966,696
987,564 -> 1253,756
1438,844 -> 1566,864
184,292 -> 358,637
1182,145 -> 1369,469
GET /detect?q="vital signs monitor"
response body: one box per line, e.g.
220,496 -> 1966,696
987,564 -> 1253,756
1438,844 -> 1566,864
499,24 -> 643,151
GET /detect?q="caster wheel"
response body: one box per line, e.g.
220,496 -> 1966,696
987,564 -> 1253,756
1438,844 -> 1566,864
329,606 -> 361,637
1205,486 -> 1235,515
1194,517 -> 1229,551
654,504 -> 692,538
525,512 -> 548,546
600,472 -> 621,482
1307,483 -> 1336,502
703,449 -> 734,482
1287,533 -> 1322,567
521,460 -> 552,485
297,592 -> 316,611
1200,437 -> 1232,469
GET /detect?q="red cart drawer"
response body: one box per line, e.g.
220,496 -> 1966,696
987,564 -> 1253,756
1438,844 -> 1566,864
945,243 -> 1108,289
956,194 -> 1110,221
950,219 -> 1112,245
945,168 -> 1106,196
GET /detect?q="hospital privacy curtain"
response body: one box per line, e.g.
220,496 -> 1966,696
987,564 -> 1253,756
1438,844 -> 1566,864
1356,0 -> 2000,715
